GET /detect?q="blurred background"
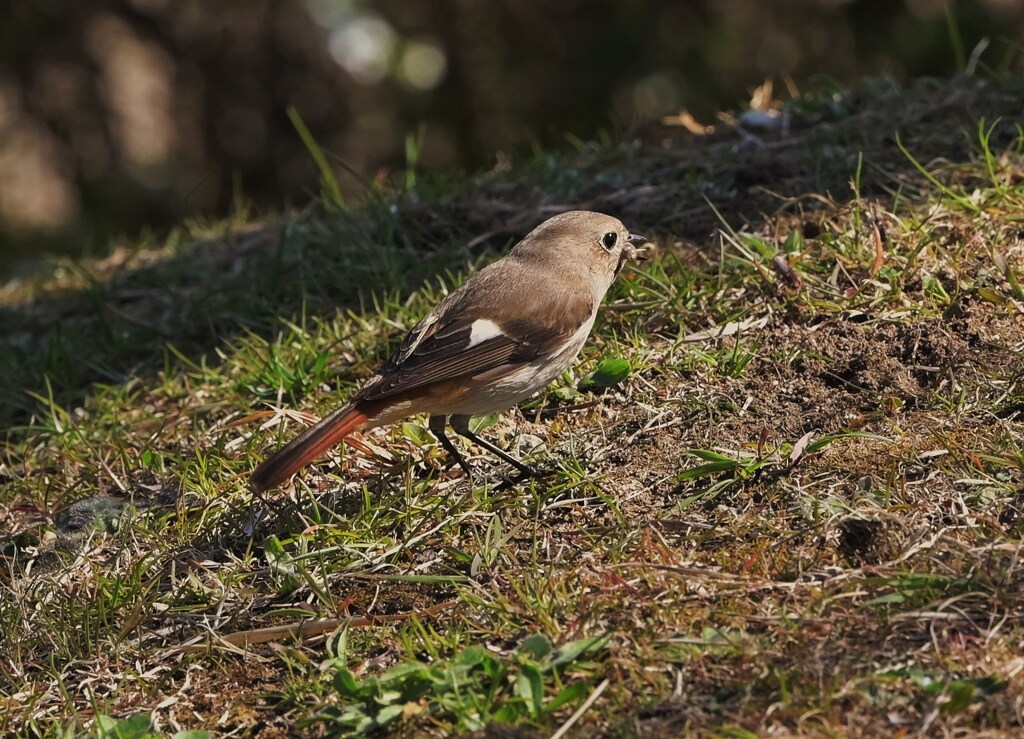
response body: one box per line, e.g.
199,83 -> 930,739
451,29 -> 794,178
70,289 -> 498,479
2,0 -> 1023,272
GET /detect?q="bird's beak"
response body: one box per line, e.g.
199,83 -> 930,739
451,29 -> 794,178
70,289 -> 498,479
620,233 -> 646,263
616,234 -> 646,275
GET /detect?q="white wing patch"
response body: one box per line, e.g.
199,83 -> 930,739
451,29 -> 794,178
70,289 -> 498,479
467,318 -> 504,348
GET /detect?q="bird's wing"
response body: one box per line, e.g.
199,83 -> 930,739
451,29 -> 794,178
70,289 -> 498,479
357,271 -> 594,402
358,317 -> 522,401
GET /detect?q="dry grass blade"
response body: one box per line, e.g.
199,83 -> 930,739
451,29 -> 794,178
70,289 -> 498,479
171,599 -> 460,654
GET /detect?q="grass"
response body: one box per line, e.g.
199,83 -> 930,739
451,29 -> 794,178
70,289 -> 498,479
2,73 -> 1024,736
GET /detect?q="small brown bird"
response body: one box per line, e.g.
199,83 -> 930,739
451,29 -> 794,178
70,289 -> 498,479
249,210 -> 644,492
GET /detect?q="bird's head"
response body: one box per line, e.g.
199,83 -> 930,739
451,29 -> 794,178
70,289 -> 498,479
513,210 -> 646,285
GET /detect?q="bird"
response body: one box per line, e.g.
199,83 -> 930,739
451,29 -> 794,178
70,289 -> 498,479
249,210 -> 645,493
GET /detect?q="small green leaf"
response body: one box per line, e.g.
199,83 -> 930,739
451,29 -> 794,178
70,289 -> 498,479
553,384 -> 581,401
264,535 -> 286,562
454,645 -> 489,667
379,661 -> 427,684
544,682 -> 589,714
515,664 -> 545,718
481,654 -> 507,681
93,715 -> 119,734
976,286 -> 1007,304
492,703 -> 527,722
518,634 -> 552,661
676,461 -> 737,480
375,703 -> 406,725
264,535 -> 299,592
352,713 -> 376,734
402,422 -> 434,446
668,478 -> 737,511
333,668 -> 361,697
782,229 -> 804,253
865,592 -> 906,606
98,714 -> 153,739
469,413 -> 500,433
579,357 -> 630,391
942,682 -> 976,714
548,636 -> 608,669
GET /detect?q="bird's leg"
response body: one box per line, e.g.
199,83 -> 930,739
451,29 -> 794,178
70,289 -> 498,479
449,414 -> 537,478
428,414 -> 475,479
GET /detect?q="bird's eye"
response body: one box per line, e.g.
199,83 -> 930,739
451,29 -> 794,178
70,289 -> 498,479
601,232 -> 617,250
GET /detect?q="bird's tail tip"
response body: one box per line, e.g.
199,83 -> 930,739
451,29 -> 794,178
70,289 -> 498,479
247,404 -> 369,493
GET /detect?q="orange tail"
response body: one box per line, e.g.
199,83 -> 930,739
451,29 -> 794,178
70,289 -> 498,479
249,403 -> 369,492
